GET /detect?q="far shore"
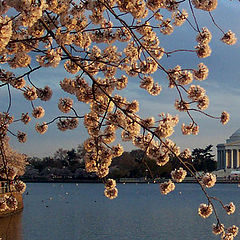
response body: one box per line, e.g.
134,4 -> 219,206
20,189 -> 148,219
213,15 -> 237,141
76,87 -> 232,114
21,177 -> 240,184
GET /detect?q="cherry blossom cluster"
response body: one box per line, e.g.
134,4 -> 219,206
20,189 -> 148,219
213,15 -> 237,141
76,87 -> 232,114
0,0 -> 237,237
104,178 -> 118,199
0,194 -> 18,211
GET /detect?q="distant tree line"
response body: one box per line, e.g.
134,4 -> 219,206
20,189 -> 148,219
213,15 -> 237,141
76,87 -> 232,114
22,145 -> 217,181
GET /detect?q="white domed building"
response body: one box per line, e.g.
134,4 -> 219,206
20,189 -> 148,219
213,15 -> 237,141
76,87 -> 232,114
217,129 -> 240,170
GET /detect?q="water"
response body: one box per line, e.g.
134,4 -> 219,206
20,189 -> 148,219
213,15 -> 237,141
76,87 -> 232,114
0,183 -> 240,240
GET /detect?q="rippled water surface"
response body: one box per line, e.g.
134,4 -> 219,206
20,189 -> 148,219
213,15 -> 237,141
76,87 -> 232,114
1,183 -> 240,240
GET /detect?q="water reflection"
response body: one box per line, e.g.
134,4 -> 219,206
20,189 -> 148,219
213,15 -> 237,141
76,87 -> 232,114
0,212 -> 22,240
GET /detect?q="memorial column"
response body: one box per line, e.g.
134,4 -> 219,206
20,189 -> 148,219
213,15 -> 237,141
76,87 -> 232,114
237,149 -> 240,168
217,150 -> 220,169
225,150 -> 228,168
224,150 -> 226,169
221,150 -> 224,169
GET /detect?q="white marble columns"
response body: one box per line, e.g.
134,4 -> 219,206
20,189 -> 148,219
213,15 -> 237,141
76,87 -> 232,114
217,129 -> 240,170
224,149 -> 240,169
217,148 -> 240,170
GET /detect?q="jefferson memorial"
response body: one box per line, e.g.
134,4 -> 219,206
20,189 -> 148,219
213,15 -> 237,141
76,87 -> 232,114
217,129 -> 240,170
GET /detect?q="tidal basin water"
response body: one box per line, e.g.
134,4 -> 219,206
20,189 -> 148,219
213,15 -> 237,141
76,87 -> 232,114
1,183 -> 240,240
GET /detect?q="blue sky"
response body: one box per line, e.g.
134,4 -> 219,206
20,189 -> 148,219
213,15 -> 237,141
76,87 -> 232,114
4,0 -> 240,159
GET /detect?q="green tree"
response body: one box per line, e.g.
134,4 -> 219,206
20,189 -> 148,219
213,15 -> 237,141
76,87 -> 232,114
191,145 -> 217,172
110,149 -> 173,179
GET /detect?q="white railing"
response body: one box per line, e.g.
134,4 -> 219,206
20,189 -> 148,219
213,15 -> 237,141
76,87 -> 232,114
0,181 -> 10,194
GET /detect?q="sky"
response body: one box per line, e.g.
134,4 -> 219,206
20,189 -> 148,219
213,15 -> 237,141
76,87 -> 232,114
3,0 -> 240,160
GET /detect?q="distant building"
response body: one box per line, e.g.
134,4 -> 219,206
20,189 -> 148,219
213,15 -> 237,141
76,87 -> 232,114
217,129 -> 240,170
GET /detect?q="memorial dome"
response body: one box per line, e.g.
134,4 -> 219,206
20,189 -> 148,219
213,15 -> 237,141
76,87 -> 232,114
226,128 -> 240,143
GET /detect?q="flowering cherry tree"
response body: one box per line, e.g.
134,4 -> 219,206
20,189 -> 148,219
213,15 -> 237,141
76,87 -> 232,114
0,0 -> 238,238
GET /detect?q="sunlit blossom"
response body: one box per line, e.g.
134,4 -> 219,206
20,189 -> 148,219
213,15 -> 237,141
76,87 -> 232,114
105,179 -> 117,189
21,113 -> 31,124
224,202 -> 235,215
0,196 -> 7,211
37,86 -> 53,101
171,167 -> 187,183
104,187 -> 118,199
5,195 -> 18,210
221,30 -> 237,45
192,0 -> 217,11
212,223 -> 224,235
221,111 -> 230,125
32,106 -> 45,119
23,86 -> 38,101
202,173 -> 216,188
227,225 -> 238,237
35,122 -> 48,134
17,131 -> 27,143
198,203 -> 212,218
58,98 -> 73,113
14,180 -> 27,194
221,232 -> 234,240
159,180 -> 175,195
